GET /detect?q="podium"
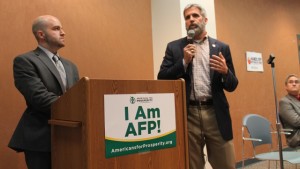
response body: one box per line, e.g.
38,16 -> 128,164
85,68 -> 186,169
49,77 -> 189,169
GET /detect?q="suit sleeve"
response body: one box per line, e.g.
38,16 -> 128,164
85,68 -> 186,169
13,56 -> 58,114
157,42 -> 187,80
279,98 -> 300,128
221,44 -> 238,92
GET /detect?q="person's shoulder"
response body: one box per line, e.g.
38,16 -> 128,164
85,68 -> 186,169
208,36 -> 228,46
14,48 -> 39,60
167,37 -> 187,47
279,95 -> 291,103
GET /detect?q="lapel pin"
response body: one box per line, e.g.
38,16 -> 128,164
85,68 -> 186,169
212,44 -> 216,47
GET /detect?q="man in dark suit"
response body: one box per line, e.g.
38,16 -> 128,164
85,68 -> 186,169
8,15 -> 80,169
279,74 -> 300,148
157,4 -> 238,169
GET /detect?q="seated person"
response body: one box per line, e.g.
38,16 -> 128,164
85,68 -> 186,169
279,74 -> 300,148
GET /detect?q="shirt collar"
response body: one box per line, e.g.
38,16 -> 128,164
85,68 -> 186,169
38,45 -> 60,58
194,35 -> 208,44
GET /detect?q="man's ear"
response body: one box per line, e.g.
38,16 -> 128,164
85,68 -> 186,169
204,17 -> 208,25
37,30 -> 45,39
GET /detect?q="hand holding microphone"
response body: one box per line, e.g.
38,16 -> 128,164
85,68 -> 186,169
184,29 -> 196,64
187,29 -> 195,44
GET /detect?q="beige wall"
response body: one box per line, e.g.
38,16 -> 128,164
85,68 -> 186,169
215,0 -> 300,161
0,0 -> 153,168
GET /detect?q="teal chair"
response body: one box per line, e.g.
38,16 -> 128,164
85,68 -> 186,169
242,114 -> 300,169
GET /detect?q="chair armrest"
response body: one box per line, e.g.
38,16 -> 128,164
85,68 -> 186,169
281,128 -> 293,132
243,137 -> 262,142
280,128 -> 293,135
270,131 -> 291,135
281,132 -> 291,135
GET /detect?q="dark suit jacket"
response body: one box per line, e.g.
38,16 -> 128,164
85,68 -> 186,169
157,36 -> 238,141
279,94 -> 300,148
8,47 -> 80,152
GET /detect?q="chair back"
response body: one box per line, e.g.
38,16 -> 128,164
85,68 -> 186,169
243,114 -> 272,147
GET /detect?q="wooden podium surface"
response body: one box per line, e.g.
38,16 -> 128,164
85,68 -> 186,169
49,77 -> 189,169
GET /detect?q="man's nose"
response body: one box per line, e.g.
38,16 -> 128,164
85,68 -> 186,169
189,18 -> 195,24
190,16 -> 195,21
61,29 -> 66,35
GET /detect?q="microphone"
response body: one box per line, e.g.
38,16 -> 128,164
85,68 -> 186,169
267,53 -> 275,64
187,29 -> 195,44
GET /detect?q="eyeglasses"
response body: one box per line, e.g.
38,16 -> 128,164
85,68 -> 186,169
288,80 -> 299,84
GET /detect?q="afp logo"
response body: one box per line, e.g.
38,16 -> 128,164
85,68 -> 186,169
130,96 -> 136,104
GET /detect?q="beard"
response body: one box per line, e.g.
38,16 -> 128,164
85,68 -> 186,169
44,33 -> 65,49
188,20 -> 206,37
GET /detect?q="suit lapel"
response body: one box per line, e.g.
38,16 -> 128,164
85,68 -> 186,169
34,48 -> 65,92
208,37 -> 219,80
287,95 -> 300,109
